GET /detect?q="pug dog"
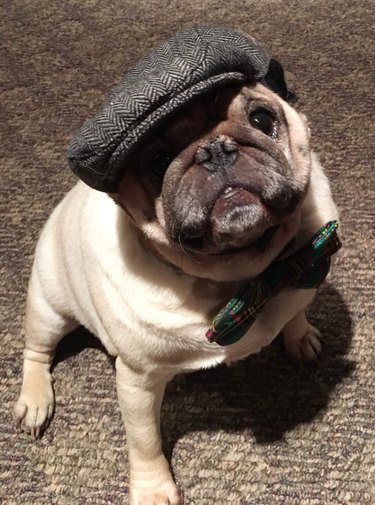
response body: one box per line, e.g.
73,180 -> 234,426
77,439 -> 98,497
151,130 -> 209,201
14,80 -> 338,505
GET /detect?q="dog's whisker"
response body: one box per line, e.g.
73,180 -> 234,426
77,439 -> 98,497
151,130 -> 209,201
177,233 -> 193,259
177,233 -> 205,267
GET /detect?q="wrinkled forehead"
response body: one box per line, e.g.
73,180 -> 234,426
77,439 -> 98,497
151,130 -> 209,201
147,82 -> 286,145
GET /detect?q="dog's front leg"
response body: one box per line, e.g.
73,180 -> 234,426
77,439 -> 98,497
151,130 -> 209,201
115,357 -> 182,505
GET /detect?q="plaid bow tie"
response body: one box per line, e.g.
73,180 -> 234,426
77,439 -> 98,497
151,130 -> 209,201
206,221 -> 342,346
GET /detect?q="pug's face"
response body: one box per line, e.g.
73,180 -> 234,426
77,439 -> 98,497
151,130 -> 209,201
113,82 -> 312,281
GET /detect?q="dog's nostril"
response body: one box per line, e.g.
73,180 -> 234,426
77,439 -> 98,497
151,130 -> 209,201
222,141 -> 238,154
195,147 -> 212,165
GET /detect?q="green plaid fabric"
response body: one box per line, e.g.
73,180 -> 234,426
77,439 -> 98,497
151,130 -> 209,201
206,221 -> 342,346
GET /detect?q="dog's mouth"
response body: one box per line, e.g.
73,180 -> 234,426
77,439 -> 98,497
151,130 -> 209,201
176,184 -> 296,256
209,186 -> 274,248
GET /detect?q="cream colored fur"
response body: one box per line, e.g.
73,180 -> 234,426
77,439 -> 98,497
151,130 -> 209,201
15,154 -> 338,505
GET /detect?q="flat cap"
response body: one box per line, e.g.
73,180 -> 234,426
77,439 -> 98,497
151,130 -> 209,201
67,25 -> 279,192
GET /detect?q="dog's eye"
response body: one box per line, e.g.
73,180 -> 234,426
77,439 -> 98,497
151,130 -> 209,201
150,150 -> 173,179
249,108 -> 276,137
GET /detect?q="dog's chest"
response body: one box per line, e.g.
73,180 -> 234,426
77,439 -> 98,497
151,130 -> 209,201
86,245 -> 238,370
66,185 -> 260,371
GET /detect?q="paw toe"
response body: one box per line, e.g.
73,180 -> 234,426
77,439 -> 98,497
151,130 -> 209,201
14,401 -> 28,424
301,328 -> 322,360
285,324 -> 322,363
14,390 -> 54,436
131,482 -> 183,505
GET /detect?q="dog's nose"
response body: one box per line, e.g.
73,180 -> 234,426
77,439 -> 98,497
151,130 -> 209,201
194,135 -> 238,172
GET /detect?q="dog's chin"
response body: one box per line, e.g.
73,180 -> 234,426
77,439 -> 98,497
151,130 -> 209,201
212,223 -> 283,255
176,220 -> 290,258
141,208 -> 300,281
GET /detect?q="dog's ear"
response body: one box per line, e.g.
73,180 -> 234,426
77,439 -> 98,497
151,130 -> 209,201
264,58 -> 297,102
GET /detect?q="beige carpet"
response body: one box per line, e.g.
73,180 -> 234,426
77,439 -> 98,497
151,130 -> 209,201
1,1 -> 374,503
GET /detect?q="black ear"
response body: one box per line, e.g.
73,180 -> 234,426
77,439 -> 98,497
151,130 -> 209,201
264,58 -> 297,102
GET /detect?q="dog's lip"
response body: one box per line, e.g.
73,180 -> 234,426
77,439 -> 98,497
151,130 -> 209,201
208,183 -> 260,209
217,183 -> 257,198
211,223 -> 281,256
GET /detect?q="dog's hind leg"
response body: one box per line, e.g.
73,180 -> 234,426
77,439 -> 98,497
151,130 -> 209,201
14,258 -> 78,437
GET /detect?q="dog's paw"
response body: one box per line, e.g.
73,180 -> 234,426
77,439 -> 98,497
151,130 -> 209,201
130,481 -> 183,505
14,370 -> 54,438
284,324 -> 322,363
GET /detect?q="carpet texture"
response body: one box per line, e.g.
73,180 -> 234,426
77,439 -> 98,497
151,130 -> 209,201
1,1 -> 374,504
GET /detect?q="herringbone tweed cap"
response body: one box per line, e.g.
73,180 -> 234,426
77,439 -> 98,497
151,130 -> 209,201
67,24 -> 270,192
